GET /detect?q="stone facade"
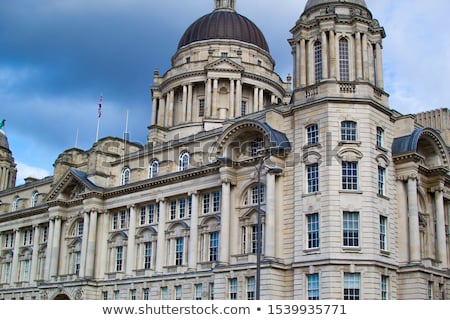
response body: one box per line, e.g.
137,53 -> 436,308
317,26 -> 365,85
0,0 -> 449,300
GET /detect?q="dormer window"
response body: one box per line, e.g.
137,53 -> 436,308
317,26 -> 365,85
121,167 -> 131,186
179,152 -> 190,171
31,191 -> 39,207
150,160 -> 159,179
12,196 -> 19,212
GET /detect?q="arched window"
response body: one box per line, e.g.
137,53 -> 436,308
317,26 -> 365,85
339,38 -> 350,81
121,167 -> 131,185
149,160 -> 159,179
179,152 -> 190,171
31,191 -> 39,207
314,41 -> 323,83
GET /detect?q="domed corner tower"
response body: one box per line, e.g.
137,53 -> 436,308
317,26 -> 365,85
0,129 -> 17,191
289,0 -> 388,106
148,0 -> 291,145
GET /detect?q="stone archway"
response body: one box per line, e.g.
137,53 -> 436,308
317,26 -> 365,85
53,293 -> 70,300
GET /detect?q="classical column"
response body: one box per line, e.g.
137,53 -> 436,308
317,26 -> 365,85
188,192 -> 199,270
156,200 -> 166,273
300,39 -> 307,87
205,79 -> 212,117
169,90 -> 175,126
182,85 -> 188,123
229,80 -> 235,118
126,205 -> 137,276
85,210 -> 98,278
79,211 -> 90,278
212,79 -> 219,117
98,211 -> 109,278
258,88 -> 264,111
235,80 -> 242,116
362,34 -> 369,80
375,42 -> 384,89
10,229 -> 20,284
307,40 -> 314,85
355,32 -> 363,80
50,217 -> 62,278
407,176 -> 421,263
329,31 -> 336,79
30,225 -> 40,283
187,84 -> 193,122
219,181 -> 231,264
321,31 -> 329,79
253,87 -> 259,112
265,173 -> 277,259
44,218 -> 55,280
157,97 -> 165,127
434,187 -> 448,269
151,97 -> 158,125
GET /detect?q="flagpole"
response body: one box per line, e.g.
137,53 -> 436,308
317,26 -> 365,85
96,95 -> 103,143
96,117 -> 100,143
75,128 -> 79,148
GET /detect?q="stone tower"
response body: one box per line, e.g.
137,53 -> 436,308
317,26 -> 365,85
0,129 -> 17,190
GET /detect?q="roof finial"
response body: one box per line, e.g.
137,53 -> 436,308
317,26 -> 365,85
215,0 -> 236,11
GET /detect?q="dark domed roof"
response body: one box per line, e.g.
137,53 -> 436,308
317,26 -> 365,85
0,130 -> 9,150
305,0 -> 367,11
178,10 -> 269,52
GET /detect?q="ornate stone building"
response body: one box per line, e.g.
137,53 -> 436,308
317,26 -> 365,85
0,0 -> 449,300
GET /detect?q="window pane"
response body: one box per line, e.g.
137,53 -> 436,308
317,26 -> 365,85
343,212 -> 359,247
307,213 -> 320,249
342,162 -> 358,190
344,273 -> 360,300
339,39 -> 350,81
307,124 -> 319,145
314,41 -> 322,83
308,274 -> 320,300
307,163 -> 319,193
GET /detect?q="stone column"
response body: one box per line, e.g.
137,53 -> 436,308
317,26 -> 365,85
212,79 -> 219,117
375,42 -> 384,89
300,39 -> 307,87
30,225 -> 40,283
126,205 -> 136,276
434,187 -> 448,269
355,32 -> 363,80
10,229 -> 20,284
229,80 -> 235,118
182,85 -> 188,123
205,79 -> 212,117
79,211 -> 90,278
407,176 -> 421,263
157,98 -> 165,127
50,217 -> 62,278
265,173 -> 277,259
44,218 -> 55,280
219,181 -> 231,264
321,31 -> 329,79
258,88 -> 264,111
169,90 -> 175,126
151,97 -> 158,125
156,200 -> 166,273
235,80 -> 242,116
98,211 -> 109,278
188,192 -> 199,270
307,40 -> 314,85
329,31 -> 336,79
85,210 -> 98,278
187,84 -> 193,122
362,34 -> 369,80
253,87 -> 259,113
164,94 -> 170,127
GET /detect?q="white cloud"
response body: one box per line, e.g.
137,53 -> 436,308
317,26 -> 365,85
16,162 -> 51,186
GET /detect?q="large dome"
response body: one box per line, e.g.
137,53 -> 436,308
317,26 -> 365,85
0,130 -> 9,150
305,0 -> 367,11
178,9 -> 269,52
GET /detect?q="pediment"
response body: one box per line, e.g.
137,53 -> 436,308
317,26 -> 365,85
205,58 -> 244,72
44,168 -> 102,203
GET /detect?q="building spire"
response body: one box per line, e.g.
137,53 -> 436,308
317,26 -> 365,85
215,0 -> 236,11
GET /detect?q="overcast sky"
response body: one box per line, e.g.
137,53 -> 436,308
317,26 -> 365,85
1,0 -> 450,185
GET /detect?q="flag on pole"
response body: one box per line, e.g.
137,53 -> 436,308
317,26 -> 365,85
98,96 -> 103,118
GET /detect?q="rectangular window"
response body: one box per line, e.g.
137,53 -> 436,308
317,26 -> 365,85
252,185 -> 265,204
23,229 -> 33,246
22,260 -> 30,281
212,191 -> 221,212
175,285 -> 182,300
144,242 -> 152,269
179,198 -> 186,219
209,232 -> 219,262
307,213 -> 320,249
314,41 -> 322,83
342,162 -> 358,190
195,284 -> 203,300
439,284 -> 445,300
143,288 -> 150,300
307,124 -> 319,145
378,166 -> 386,196
241,101 -> 247,116
120,210 -> 127,229
341,121 -> 357,141
41,226 -> 48,243
339,39 -> 350,81
112,213 -> 118,230
229,278 -> 238,300
130,289 -> 136,300
116,246 -> 123,272
251,225 -> 258,254
344,273 -> 361,300
343,212 -> 359,247
251,137 -> 264,157
203,193 -> 210,214
170,201 -> 177,220
140,207 -> 147,225
175,237 -> 184,266
428,282 -> 434,300
4,232 -> 14,248
148,204 -> 156,224
381,275 -> 389,300
4,262 -> 11,283
307,273 -> 320,300
75,251 -> 81,274
380,216 -> 388,251
247,277 -> 256,300
307,163 -> 319,193
102,291 -> 108,300
209,283 -> 215,300
161,287 -> 168,300
113,290 -> 120,300
199,99 -> 205,117
376,127 -> 384,148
